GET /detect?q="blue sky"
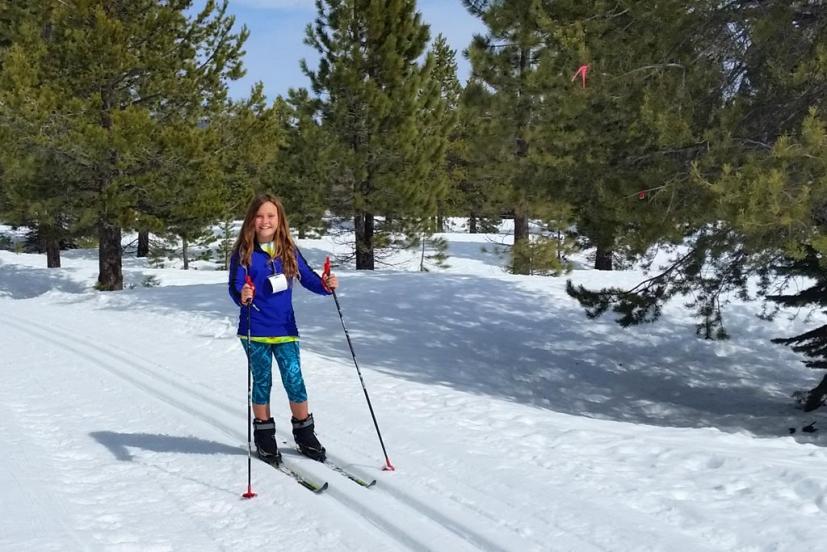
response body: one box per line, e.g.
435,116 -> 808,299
211,0 -> 485,100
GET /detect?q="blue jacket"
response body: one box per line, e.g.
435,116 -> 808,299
228,245 -> 331,337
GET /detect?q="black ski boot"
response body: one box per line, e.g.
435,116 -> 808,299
253,417 -> 282,465
292,413 -> 326,462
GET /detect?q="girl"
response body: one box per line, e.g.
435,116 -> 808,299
228,194 -> 338,465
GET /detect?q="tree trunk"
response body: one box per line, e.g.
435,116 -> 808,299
98,220 -> 123,290
45,234 -> 61,268
469,214 -> 477,234
137,230 -> 149,257
512,209 -> 530,275
595,246 -> 613,271
182,237 -> 189,270
354,212 -> 375,270
509,45 -> 532,275
97,85 -> 122,290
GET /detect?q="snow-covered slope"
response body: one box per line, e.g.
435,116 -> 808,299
1,231 -> 825,551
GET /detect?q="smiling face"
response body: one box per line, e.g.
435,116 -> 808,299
255,201 -> 279,244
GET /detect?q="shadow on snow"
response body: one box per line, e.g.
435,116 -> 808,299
90,431 -> 244,462
108,271 -> 822,442
7,245 -> 822,441
0,260 -> 89,298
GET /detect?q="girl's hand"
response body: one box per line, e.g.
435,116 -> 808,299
241,283 -> 254,304
324,273 -> 338,291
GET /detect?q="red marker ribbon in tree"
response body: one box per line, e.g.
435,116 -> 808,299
572,64 -> 590,88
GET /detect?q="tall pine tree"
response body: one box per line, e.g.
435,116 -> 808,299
463,0 -> 549,274
0,0 -> 247,289
509,0 -> 723,273
302,0 -> 450,269
564,1 -> 827,405
268,88 -> 329,239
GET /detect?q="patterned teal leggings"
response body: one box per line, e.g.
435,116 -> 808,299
241,340 -> 307,405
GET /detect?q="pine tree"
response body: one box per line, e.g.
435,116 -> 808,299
565,1 -> 827,397
268,88 -> 330,239
427,34 -> 461,232
397,33 -> 460,263
452,80 -> 504,234
532,0 -> 726,271
0,2 -> 78,268
417,233 -> 449,272
0,147 -> 78,268
302,0 -> 451,269
216,83 -> 285,211
0,0 -> 247,289
462,0 -> 548,274
215,218 -> 237,270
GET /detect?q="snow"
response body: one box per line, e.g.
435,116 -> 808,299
1,226 -> 826,551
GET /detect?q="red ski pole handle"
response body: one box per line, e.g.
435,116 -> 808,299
322,256 -> 332,292
244,274 -> 255,304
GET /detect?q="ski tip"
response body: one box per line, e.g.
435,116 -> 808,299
309,481 -> 329,493
346,474 -> 376,488
296,475 -> 328,493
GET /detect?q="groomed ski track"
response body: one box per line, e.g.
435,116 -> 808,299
2,300 -> 722,552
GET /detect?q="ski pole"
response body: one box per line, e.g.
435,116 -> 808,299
242,275 -> 257,499
324,257 -> 395,471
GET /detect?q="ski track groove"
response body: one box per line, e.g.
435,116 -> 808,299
77,321 -> 566,550
0,401 -> 92,552
3,320 -> 234,551
5,315 -> 509,552
29,309 -> 549,549
5,309 -> 727,552
11,307 -> 712,552
5,311 -> 583,551
6,316 -> 422,551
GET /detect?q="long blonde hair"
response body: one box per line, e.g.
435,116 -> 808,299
232,194 -> 298,278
